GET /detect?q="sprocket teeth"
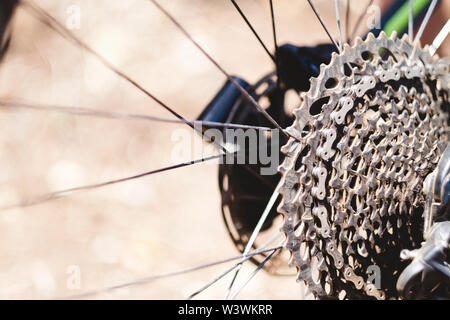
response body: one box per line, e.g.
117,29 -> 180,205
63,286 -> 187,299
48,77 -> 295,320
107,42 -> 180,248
343,43 -> 351,52
400,32 -> 411,43
354,36 -> 363,45
390,30 -> 398,40
378,31 -> 387,39
366,32 -> 376,41
277,31 -> 450,300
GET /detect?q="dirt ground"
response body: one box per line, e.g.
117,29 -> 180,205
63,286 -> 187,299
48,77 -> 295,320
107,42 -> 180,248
0,0 -> 447,299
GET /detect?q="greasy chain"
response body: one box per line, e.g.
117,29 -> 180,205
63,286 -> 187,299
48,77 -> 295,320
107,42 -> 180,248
278,32 -> 449,299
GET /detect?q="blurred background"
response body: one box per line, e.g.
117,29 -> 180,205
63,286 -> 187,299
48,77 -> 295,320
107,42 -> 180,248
0,0 -> 447,299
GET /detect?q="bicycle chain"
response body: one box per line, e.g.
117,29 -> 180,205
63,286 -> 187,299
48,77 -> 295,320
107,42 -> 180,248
278,32 -> 449,299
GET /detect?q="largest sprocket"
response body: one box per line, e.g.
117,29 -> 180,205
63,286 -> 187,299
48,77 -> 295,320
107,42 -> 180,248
278,32 -> 449,300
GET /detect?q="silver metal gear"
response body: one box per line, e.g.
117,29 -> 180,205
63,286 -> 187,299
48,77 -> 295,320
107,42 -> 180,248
278,31 -> 450,300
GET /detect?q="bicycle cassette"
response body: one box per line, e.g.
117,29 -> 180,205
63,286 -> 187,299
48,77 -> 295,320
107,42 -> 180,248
278,31 -> 450,300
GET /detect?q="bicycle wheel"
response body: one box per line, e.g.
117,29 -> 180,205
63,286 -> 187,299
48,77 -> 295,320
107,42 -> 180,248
0,0 -> 448,300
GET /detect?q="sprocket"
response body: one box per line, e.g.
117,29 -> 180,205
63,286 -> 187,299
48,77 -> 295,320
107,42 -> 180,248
278,31 -> 450,300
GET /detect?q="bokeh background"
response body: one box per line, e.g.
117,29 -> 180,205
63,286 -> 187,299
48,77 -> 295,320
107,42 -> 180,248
0,0 -> 447,299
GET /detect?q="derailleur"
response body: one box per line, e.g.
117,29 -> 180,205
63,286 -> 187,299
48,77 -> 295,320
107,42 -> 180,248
397,144 -> 450,299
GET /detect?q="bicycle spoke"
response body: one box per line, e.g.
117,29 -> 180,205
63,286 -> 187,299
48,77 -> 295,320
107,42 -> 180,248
307,0 -> 340,52
187,260 -> 241,300
64,246 -> 282,299
349,0 -> 374,43
259,229 -> 285,250
334,0 -> 343,51
415,0 -> 438,42
429,19 -> 450,56
428,258 -> 450,278
230,0 -> 275,63
409,0 -> 414,39
148,0 -> 292,140
0,153 -> 227,212
345,0 -> 350,42
229,242 -> 282,300
269,0 -> 280,86
0,100 -> 273,131
225,181 -> 281,298
187,231 -> 284,300
0,131 -> 286,211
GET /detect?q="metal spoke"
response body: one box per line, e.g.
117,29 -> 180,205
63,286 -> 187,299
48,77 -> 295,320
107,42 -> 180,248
148,0 -> 292,140
0,130 -> 287,211
0,100 -> 273,131
188,260 -> 241,300
64,245 -> 282,299
230,0 -> 276,63
21,1 -> 196,133
307,0 -> 340,52
409,0 -> 414,39
415,0 -> 438,42
0,153 -> 227,212
187,231 -> 284,300
335,0 -> 343,51
19,1 -> 293,194
229,241 -> 282,300
345,0 -> 350,42
225,181 -> 281,299
429,19 -> 450,56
